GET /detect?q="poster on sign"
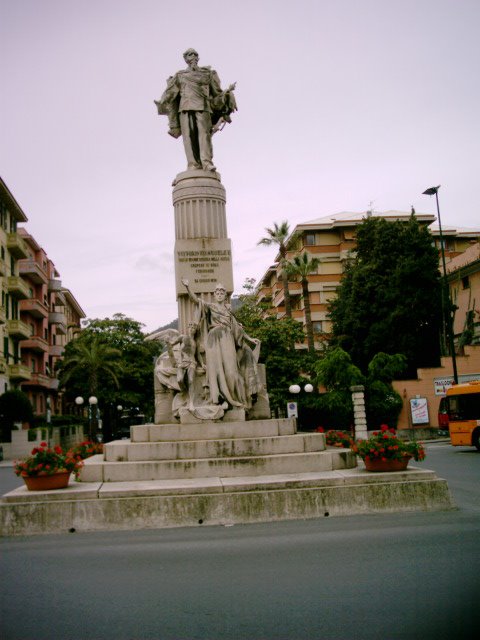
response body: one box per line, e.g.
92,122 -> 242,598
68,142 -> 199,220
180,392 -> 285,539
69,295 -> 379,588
410,397 -> 429,425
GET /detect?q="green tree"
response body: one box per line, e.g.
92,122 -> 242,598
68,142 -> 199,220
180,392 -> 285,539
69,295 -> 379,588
59,336 -> 122,398
329,215 -> 442,376
58,314 -> 163,439
315,347 -> 364,428
234,283 -> 315,415
365,353 -> 406,429
257,221 -> 293,318
286,252 -> 320,352
0,390 -> 34,440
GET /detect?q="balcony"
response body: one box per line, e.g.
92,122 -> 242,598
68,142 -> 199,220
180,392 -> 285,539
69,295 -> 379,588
18,259 -> 48,284
20,298 -> 49,318
49,344 -> 65,358
20,335 -> 49,353
6,319 -> 31,339
8,363 -> 31,381
7,276 -> 30,299
6,233 -> 29,259
23,372 -> 51,388
53,290 -> 66,306
49,311 -> 67,334
48,278 -> 63,292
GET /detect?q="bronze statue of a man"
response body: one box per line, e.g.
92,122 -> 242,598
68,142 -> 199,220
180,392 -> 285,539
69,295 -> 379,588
155,48 -> 237,172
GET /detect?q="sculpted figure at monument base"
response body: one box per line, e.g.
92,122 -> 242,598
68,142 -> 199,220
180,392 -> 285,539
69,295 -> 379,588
148,280 -> 270,424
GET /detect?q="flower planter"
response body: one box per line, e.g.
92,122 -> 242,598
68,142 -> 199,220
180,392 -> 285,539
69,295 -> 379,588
23,471 -> 71,491
364,456 -> 411,472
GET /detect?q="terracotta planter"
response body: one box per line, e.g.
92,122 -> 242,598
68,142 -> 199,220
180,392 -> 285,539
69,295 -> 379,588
364,456 -> 411,472
23,471 -> 71,491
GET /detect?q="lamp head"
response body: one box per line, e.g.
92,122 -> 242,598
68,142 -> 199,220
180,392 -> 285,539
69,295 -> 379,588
422,185 -> 441,196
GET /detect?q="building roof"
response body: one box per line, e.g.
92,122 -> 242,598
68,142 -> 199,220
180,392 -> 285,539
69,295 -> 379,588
297,210 -> 435,230
430,226 -> 480,238
0,177 -> 28,222
446,242 -> 480,274
62,288 -> 86,319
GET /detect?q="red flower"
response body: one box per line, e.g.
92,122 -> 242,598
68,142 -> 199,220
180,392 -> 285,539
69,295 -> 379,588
54,445 -> 63,454
40,441 -> 47,447
380,425 -> 389,432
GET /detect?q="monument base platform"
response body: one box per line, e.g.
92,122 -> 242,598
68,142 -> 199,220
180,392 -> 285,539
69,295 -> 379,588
0,465 -> 455,537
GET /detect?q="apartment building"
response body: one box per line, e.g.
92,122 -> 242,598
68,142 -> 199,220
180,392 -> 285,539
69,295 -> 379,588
446,241 -> 480,346
1,178 -> 30,392
0,177 -> 85,416
256,210 -> 480,346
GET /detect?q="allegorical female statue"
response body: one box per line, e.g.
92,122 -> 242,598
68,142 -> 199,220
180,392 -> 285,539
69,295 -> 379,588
181,278 -> 262,411
154,48 -> 237,172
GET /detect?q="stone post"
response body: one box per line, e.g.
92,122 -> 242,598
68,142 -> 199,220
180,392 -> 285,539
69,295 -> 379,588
350,385 -> 368,440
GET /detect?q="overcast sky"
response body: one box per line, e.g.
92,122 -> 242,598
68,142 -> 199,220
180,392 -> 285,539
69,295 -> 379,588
2,0 -> 479,332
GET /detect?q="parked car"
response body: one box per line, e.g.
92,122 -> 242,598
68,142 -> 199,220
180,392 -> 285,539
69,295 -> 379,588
438,396 -> 449,434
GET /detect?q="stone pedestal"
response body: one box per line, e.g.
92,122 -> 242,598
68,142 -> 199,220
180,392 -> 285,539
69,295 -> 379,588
173,170 -> 234,332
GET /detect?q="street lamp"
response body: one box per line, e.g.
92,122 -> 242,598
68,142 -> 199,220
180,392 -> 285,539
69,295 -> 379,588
287,384 -> 314,426
75,395 -> 99,441
422,185 -> 458,383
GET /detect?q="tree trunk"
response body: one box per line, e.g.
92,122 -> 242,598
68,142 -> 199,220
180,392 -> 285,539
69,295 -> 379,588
281,265 -> 292,318
302,278 -> 315,352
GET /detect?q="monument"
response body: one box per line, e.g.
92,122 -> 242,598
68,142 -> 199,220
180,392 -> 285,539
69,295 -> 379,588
0,50 -> 454,537
150,48 -> 270,425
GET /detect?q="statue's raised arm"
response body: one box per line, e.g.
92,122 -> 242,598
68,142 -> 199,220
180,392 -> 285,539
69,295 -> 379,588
154,48 -> 237,172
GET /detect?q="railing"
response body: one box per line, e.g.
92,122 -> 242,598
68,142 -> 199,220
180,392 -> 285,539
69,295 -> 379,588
6,232 -> 28,259
19,298 -> 49,318
18,259 -> 48,284
6,276 -> 30,299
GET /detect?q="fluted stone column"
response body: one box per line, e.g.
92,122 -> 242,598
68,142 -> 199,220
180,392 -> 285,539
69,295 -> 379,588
173,170 -> 234,331
350,385 -> 368,440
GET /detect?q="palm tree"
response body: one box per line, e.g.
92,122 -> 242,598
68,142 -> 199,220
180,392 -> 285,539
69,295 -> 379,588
286,252 -> 320,352
59,337 -> 122,439
257,220 -> 293,318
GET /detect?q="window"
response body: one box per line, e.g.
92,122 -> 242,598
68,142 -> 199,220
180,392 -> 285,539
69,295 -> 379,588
304,233 -> 316,246
312,321 -> 323,334
462,276 -> 470,290
0,202 -> 7,229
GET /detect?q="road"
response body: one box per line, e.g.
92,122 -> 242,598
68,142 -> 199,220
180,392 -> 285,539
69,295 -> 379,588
1,442 -> 479,640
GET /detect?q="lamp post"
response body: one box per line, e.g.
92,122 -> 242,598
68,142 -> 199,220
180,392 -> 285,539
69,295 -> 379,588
422,185 -> 458,383
75,395 -> 99,441
46,396 -> 52,446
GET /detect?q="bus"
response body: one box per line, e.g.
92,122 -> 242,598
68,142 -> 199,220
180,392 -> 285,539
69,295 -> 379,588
446,381 -> 480,450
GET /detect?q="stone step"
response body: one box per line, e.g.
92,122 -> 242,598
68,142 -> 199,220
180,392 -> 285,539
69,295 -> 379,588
80,449 -> 356,483
104,433 -> 326,463
1,466 -> 456,536
131,417 -> 296,443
